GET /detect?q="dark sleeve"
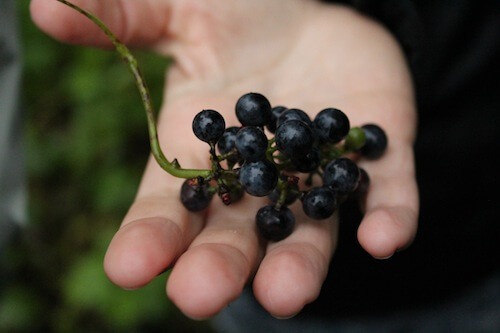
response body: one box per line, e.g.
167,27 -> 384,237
325,0 -> 422,71
314,0 -> 500,319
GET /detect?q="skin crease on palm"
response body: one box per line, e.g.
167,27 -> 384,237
31,0 -> 419,320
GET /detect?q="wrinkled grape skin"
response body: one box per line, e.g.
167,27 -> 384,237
235,126 -> 268,162
235,92 -> 272,127
360,124 -> 388,158
323,157 -> 361,195
239,159 -> 279,197
256,205 -> 295,241
192,109 -> 226,143
313,108 -> 350,143
275,119 -> 314,159
302,186 -> 338,220
219,185 -> 245,205
180,179 -> 213,211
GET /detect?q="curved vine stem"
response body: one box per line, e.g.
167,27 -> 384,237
56,0 -> 211,179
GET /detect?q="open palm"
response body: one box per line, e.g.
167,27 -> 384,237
32,0 -> 418,319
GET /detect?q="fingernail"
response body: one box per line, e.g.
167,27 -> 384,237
374,253 -> 393,260
272,313 -> 298,320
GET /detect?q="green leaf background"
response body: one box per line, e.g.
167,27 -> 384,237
0,2 -> 213,332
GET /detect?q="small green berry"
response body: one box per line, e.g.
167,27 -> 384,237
344,127 -> 366,151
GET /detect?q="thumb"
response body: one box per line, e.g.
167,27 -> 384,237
30,0 -> 169,47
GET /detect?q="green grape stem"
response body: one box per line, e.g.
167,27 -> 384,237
56,0 -> 210,179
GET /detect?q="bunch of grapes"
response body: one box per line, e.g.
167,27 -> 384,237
53,1 -> 387,242
181,92 -> 387,241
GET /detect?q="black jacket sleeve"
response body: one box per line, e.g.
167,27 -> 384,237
326,0 -> 422,71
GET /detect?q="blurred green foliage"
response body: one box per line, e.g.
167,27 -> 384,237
0,2 -> 212,332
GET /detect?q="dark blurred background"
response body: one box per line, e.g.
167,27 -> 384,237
0,2 -> 211,332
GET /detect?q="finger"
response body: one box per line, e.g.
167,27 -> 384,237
252,207 -> 338,319
103,159 -> 205,289
30,0 -> 169,47
357,140 -> 419,259
166,196 -> 265,319
103,83 -> 222,289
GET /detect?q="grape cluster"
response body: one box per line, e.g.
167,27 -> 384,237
52,1 -> 386,243
180,93 -> 387,242
52,0 -> 388,243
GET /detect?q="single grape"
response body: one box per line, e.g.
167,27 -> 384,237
256,205 -> 295,241
359,124 -> 388,158
276,108 -> 313,128
239,159 -> 279,197
180,178 -> 213,211
345,167 -> 371,209
323,157 -> 361,195
192,109 -> 226,143
291,148 -> 321,173
267,106 -> 288,133
275,119 -> 314,158
313,108 -> 350,143
217,126 -> 241,166
235,126 -> 268,161
302,186 -> 338,219
355,167 -> 370,196
235,92 -> 272,127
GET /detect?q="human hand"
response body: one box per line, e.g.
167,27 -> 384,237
31,0 -> 418,319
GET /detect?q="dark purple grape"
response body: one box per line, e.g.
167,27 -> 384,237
313,108 -> 350,143
276,108 -> 312,128
239,159 -> 278,197
235,92 -> 272,127
354,167 -> 370,196
180,178 -> 213,211
256,205 -> 295,241
346,168 -> 370,208
235,126 -> 268,161
192,109 -> 226,143
302,186 -> 338,220
323,157 -> 361,195
275,119 -> 314,159
217,126 -> 241,166
291,148 -> 321,173
267,106 -> 288,133
359,124 -> 388,158
217,126 -> 240,154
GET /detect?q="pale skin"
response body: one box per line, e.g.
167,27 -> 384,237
31,0 -> 419,320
